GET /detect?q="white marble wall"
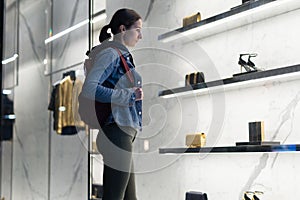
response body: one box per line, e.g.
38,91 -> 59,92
106,0 -> 300,200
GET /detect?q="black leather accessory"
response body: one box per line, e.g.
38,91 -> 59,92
253,195 -> 260,200
243,191 -> 263,200
91,184 -> 103,199
185,191 -> 208,200
185,72 -> 205,86
249,121 -> 264,142
238,53 -> 258,72
244,193 -> 252,200
0,94 -> 15,141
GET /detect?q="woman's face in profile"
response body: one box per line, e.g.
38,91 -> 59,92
124,19 -> 143,47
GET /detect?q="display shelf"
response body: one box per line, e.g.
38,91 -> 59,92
158,0 -> 300,42
90,151 -> 100,155
159,144 -> 300,154
158,64 -> 300,98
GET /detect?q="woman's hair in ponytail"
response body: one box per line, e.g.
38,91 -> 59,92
99,24 -> 111,43
99,8 -> 141,43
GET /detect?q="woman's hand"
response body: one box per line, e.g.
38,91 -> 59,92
134,87 -> 143,101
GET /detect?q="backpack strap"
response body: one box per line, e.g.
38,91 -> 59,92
111,47 -> 134,84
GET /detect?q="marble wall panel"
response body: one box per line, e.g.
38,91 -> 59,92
51,0 -> 89,74
12,62 -> 49,200
1,142 -> 12,200
3,0 -> 18,89
107,0 -> 300,199
49,132 -> 88,200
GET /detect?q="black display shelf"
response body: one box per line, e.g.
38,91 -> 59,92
159,144 -> 300,154
159,64 -> 300,97
158,0 -> 276,41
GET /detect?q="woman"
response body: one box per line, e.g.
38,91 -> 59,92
81,8 -> 143,200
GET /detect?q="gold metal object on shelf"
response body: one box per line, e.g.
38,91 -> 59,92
183,12 -> 201,27
186,133 -> 206,148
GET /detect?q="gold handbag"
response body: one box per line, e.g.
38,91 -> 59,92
183,12 -> 201,27
186,133 -> 206,148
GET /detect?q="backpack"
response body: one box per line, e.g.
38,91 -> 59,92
78,46 -> 133,129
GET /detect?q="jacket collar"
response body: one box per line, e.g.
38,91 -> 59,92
100,40 -> 129,53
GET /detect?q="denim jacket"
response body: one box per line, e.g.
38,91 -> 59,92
81,41 -> 142,130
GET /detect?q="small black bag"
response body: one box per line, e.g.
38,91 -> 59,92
78,46 -> 133,129
185,191 -> 208,200
185,72 -> 205,86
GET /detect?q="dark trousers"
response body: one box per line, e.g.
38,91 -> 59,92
96,123 -> 137,200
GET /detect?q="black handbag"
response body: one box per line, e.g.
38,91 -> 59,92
185,191 -> 208,200
78,47 -> 133,129
185,72 -> 205,86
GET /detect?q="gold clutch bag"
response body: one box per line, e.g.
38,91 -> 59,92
183,12 -> 201,27
186,133 -> 206,148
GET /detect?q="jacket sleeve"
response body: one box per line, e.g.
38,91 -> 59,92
81,48 -> 136,106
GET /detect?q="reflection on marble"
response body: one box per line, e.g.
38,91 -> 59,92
1,142 -> 12,200
267,91 -> 300,171
49,131 -> 88,200
271,91 -> 300,142
2,1 -> 90,200
54,0 -> 80,59
20,12 -> 43,63
12,126 -> 48,200
51,0 -> 89,74
144,0 -> 155,21
239,153 -> 269,199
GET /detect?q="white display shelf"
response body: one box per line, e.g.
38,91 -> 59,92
158,0 -> 300,42
159,64 -> 300,98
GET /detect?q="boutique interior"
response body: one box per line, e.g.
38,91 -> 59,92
1,0 -> 300,199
